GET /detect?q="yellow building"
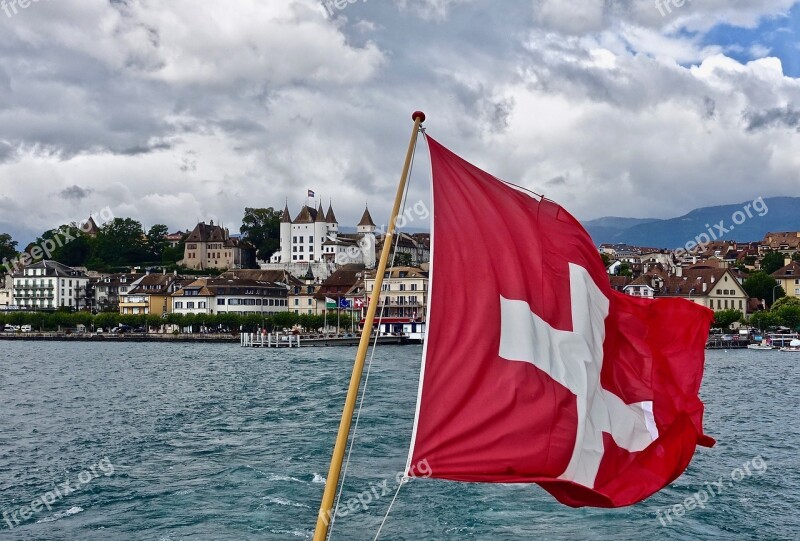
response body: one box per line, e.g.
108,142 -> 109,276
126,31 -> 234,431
363,266 -> 428,320
772,261 -> 800,300
119,273 -> 191,315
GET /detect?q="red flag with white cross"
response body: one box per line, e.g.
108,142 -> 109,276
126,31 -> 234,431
405,136 -> 715,507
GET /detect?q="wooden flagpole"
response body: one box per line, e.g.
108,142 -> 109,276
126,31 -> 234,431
313,111 -> 425,541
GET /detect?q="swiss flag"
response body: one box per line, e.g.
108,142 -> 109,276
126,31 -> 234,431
406,136 -> 715,508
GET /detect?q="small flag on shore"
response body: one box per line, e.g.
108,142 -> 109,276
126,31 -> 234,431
339,298 -> 351,309
355,298 -> 364,309
325,297 -> 336,309
308,189 -> 315,198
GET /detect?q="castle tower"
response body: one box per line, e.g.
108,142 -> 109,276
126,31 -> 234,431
358,205 -> 377,269
279,202 -> 292,263
326,202 -> 338,241
314,202 -> 327,263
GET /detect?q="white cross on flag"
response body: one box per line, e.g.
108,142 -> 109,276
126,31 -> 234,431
406,136 -> 715,507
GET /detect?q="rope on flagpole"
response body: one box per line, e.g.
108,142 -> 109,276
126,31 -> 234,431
326,126 -> 420,540
373,477 -> 408,541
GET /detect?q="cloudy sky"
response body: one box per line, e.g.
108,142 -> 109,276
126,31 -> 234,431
0,0 -> 798,246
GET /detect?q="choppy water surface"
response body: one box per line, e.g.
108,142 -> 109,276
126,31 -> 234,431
0,342 -> 797,540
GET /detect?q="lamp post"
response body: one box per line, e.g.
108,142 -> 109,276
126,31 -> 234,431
772,284 -> 781,308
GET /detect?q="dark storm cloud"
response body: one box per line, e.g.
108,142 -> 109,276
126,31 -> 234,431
745,106 -> 800,131
59,185 -> 94,201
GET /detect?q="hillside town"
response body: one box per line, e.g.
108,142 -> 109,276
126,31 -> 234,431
0,205 -> 799,336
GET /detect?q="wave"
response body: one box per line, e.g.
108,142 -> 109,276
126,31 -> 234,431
262,496 -> 310,508
36,506 -> 84,524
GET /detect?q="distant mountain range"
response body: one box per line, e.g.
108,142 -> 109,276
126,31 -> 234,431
582,197 -> 800,249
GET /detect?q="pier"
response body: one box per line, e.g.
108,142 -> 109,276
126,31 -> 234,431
239,332 -> 404,348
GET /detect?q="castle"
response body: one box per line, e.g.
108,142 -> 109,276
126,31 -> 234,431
265,202 -> 377,279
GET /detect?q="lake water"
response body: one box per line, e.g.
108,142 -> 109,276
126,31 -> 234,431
0,342 -> 797,540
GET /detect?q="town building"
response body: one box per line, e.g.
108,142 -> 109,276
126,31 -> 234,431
165,231 -> 186,248
11,260 -> 89,310
376,232 -> 430,267
313,264 -> 368,317
93,273 -> 145,312
760,232 -> 800,256
182,221 -> 255,271
171,278 -> 288,315
363,266 -> 428,321
119,273 -> 191,315
648,267 -> 750,315
771,260 -> 800,300
288,265 -> 322,315
0,274 -> 12,309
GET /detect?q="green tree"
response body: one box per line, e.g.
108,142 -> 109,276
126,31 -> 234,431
600,253 -> 611,267
146,224 -> 170,261
760,251 -> 788,275
771,296 -> 800,311
749,311 -> 782,331
29,226 -> 93,267
775,304 -> 800,331
240,207 -> 282,260
743,272 -> 783,307
394,252 -> 413,267
618,263 -> 632,277
162,234 -> 186,265
712,310 -> 742,330
0,233 -> 18,264
93,218 -> 148,267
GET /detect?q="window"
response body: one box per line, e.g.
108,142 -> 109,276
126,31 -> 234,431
175,302 -> 183,309
198,302 -> 206,309
308,236 -> 313,243
217,298 -> 225,305
187,302 -> 195,309
399,284 -> 406,291
411,284 -> 417,291
308,299 -> 313,306
294,299 -> 299,306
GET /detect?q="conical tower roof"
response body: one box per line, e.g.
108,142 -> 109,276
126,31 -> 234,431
358,206 -> 376,227
315,202 -> 326,222
294,206 -> 315,224
281,202 -> 291,223
304,263 -> 315,281
326,202 -> 338,224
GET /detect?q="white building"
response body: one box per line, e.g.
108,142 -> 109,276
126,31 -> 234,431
171,278 -> 289,315
265,202 -> 377,278
11,260 -> 89,310
0,274 -> 12,309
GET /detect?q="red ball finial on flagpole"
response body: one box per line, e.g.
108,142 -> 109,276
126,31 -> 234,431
412,111 -> 426,123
